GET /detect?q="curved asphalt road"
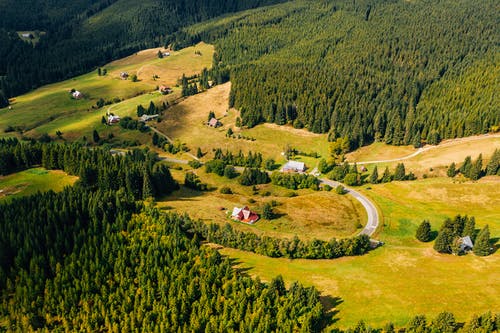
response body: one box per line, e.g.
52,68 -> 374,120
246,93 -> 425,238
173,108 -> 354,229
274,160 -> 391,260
320,179 -> 379,237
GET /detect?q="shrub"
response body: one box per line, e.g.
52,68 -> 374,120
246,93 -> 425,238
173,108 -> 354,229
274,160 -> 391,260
219,186 -> 232,194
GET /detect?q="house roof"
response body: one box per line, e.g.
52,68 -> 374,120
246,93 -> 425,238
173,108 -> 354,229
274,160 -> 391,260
283,160 -> 305,171
208,118 -> 219,126
231,207 -> 242,217
461,236 -> 474,248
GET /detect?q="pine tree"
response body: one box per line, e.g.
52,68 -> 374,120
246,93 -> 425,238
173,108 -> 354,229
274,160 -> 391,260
92,129 -> 100,143
394,163 -> 406,181
416,220 -> 432,242
101,116 -> 107,125
473,225 -> 490,256
369,166 -> 379,184
431,312 -> 456,333
434,228 -> 453,253
152,132 -> 159,146
462,216 -> 475,240
447,162 -> 457,178
142,169 -> 154,199
381,167 -> 392,183
486,149 -> 500,175
469,154 -> 482,180
460,156 -> 472,177
262,203 -> 273,220
196,147 -> 203,159
157,50 -> 163,59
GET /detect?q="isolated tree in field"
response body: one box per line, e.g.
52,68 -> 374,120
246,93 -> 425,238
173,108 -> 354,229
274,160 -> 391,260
226,128 -> 233,137
196,147 -> 203,158
101,116 -> 107,125
473,225 -> 490,256
92,129 -> 100,143
447,162 -> 457,177
130,74 -> 138,82
431,312 -> 456,333
434,228 -> 453,253
369,166 -> 379,184
97,68 -> 102,76
416,220 -> 432,242
262,203 -> 273,219
157,50 -> 163,58
394,163 -> 406,180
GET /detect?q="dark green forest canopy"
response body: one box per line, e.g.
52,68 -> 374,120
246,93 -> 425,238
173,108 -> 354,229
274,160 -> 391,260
178,0 -> 499,148
0,0 -> 286,97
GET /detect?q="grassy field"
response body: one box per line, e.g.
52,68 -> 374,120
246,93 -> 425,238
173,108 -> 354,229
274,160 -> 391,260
346,135 -> 500,177
0,168 -> 78,201
153,82 -> 329,165
159,167 -> 366,240
0,42 -> 213,138
218,176 -> 500,329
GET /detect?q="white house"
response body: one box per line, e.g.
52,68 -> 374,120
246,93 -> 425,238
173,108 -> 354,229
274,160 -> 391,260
107,114 -> 120,124
72,90 -> 83,99
282,160 -> 305,173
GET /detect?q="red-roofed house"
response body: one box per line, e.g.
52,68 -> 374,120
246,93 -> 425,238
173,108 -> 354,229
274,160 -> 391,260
231,206 -> 259,224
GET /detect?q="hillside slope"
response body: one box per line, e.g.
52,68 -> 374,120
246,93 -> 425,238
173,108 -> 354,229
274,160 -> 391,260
177,0 -> 499,147
0,0 -> 286,99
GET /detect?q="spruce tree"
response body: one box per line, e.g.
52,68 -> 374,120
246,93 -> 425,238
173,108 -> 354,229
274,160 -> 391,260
460,156 -> 472,177
469,154 -> 482,180
394,163 -> 406,181
486,149 -> 500,175
434,228 -> 453,253
432,312 -> 456,333
262,203 -> 273,220
142,169 -> 154,199
462,216 -> 475,240
92,129 -> 100,143
447,162 -> 456,178
416,220 -> 432,242
369,166 -> 378,184
473,225 -> 490,256
196,147 -> 203,158
381,166 -> 392,183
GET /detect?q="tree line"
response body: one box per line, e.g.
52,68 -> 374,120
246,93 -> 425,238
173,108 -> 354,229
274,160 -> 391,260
180,217 -> 372,260
0,139 -> 178,199
448,150 -> 500,180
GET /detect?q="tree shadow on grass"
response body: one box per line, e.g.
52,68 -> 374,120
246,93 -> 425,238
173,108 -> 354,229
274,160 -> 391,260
319,295 -> 343,326
489,237 -> 499,254
429,230 -> 439,242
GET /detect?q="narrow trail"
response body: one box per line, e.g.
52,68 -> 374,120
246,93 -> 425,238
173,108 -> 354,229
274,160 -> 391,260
354,133 -> 500,165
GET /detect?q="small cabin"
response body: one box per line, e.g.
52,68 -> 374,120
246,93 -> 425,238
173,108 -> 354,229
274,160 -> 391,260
159,86 -> 172,94
140,114 -> 159,122
107,115 -> 120,124
120,72 -> 129,80
208,117 -> 221,128
72,90 -> 83,99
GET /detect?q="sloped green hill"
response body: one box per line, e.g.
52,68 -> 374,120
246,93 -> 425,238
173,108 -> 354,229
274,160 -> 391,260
177,0 -> 499,148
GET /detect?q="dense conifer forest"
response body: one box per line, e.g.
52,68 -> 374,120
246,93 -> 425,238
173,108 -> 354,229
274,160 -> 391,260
0,0 -> 284,98
178,0 -> 499,148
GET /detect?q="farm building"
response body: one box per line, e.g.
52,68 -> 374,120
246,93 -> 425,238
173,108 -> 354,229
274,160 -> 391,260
140,114 -> 159,122
231,206 -> 259,224
459,236 -> 474,252
72,90 -> 83,99
159,86 -> 172,94
107,115 -> 120,124
208,117 -> 221,128
120,72 -> 129,80
282,160 -> 305,173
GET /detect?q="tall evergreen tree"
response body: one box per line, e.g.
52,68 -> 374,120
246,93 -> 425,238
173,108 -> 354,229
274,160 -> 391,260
92,129 -> 100,143
447,162 -> 457,178
394,163 -> 406,181
473,225 -> 491,256
381,167 -> 392,183
462,216 -> 476,240
142,169 -> 154,199
369,166 -> 379,184
416,220 -> 432,242
434,228 -> 454,253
